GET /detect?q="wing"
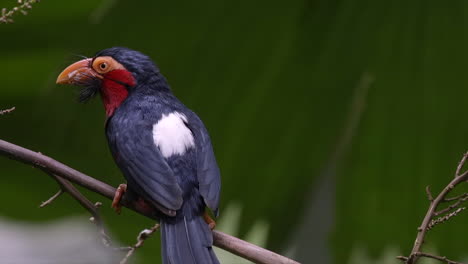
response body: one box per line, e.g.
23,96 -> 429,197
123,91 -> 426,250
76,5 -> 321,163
188,113 -> 221,216
107,116 -> 184,216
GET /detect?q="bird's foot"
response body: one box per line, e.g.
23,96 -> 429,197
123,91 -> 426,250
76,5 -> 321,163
203,212 -> 216,230
111,183 -> 127,214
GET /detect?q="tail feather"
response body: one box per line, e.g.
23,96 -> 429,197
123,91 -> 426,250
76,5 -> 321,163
161,215 -> 219,264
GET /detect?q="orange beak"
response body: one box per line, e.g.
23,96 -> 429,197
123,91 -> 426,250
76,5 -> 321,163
56,58 -> 102,85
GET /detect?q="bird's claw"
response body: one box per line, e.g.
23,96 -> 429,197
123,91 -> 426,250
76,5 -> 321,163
112,183 -> 127,214
203,212 -> 216,230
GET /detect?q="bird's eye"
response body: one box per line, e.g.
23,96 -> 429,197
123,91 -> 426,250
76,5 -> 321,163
92,56 -> 122,74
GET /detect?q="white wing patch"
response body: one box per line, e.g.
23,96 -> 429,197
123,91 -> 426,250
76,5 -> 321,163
152,112 -> 195,158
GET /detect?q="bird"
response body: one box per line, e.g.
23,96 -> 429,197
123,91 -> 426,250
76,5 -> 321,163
56,47 -> 221,264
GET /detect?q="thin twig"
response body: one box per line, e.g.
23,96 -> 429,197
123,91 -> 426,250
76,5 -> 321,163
425,186 -> 433,202
1,0 -> 40,24
0,139 -> 300,264
414,252 -> 463,264
39,189 -> 63,208
434,196 -> 468,216
427,207 -> 465,230
42,170 -> 112,247
455,153 -> 468,177
398,252 -> 464,264
0,107 -> 15,115
400,152 -> 468,264
397,256 -> 409,261
120,223 -> 160,264
40,170 -> 156,263
443,193 -> 468,202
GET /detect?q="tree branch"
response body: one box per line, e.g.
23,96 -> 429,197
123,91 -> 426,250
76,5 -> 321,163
399,152 -> 468,264
38,169 -> 162,263
0,139 -> 299,264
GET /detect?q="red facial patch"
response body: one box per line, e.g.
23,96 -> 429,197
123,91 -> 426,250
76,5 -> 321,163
100,69 -> 136,117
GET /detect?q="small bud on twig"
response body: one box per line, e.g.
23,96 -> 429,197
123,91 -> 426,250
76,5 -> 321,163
0,0 -> 40,24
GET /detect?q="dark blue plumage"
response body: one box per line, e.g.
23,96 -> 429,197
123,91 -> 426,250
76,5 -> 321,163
66,47 -> 221,264
107,90 -> 220,264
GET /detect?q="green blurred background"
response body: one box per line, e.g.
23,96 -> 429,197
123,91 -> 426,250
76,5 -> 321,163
2,0 -> 468,263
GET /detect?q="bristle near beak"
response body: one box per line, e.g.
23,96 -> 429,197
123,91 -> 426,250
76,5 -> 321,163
57,58 -> 102,103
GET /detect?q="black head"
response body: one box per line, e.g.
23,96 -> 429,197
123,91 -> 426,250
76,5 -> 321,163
95,47 -> 162,85
57,47 -> 171,104
94,47 -> 170,92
